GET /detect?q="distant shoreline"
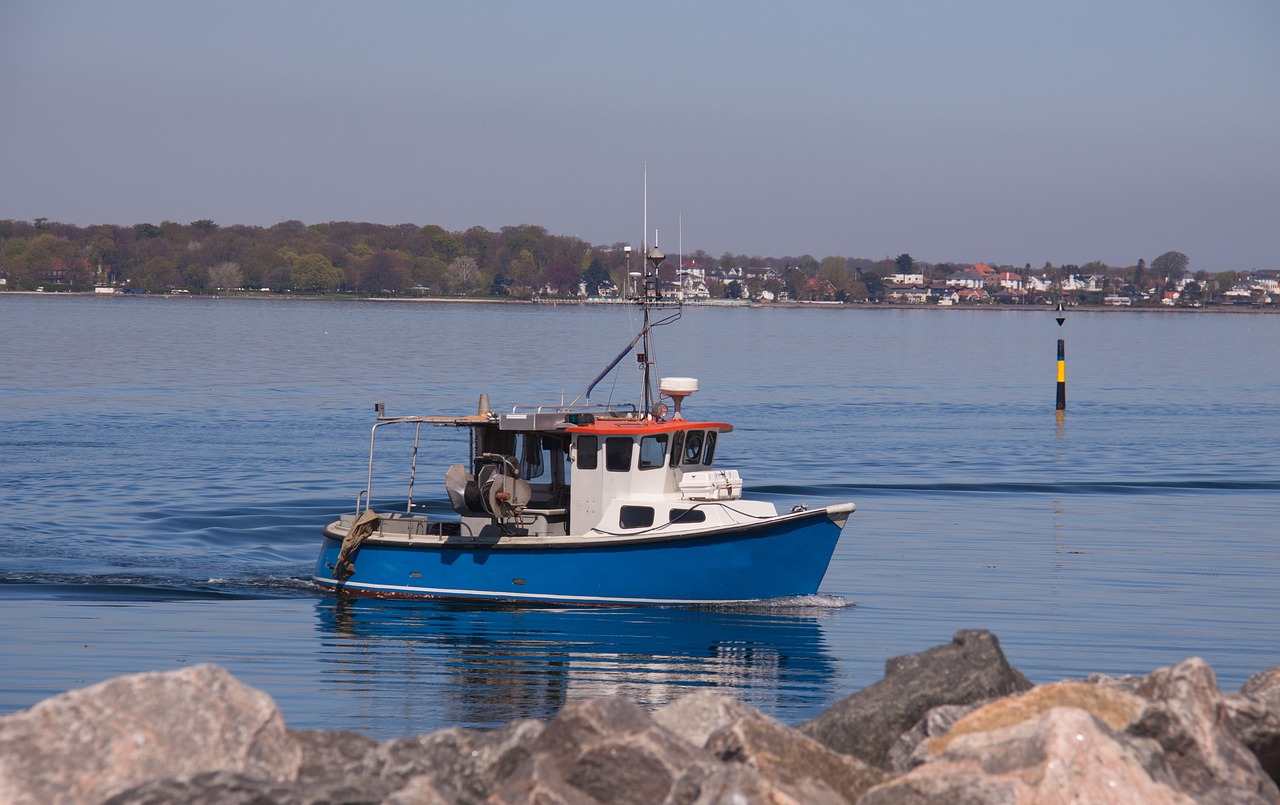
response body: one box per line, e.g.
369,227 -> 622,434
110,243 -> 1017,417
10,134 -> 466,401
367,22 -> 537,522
3,290 -> 1276,314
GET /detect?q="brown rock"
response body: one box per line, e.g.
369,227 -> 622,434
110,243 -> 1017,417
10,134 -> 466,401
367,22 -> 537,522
800,630 -> 1033,768
929,680 -> 1146,754
860,706 -> 1194,805
0,664 -> 300,805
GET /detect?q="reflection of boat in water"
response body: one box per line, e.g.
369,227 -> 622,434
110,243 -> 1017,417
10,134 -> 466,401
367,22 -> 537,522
312,239 -> 854,604
316,597 -> 844,730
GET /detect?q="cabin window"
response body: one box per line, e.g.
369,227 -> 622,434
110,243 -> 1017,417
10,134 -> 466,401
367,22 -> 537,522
605,437 -> 633,472
683,431 -> 705,465
669,431 -> 685,467
576,435 -> 598,470
638,434 -> 668,470
702,431 -> 717,465
620,505 -> 655,529
670,507 -> 706,524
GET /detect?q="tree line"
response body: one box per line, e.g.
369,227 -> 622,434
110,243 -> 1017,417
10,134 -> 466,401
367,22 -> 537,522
0,217 -> 1236,303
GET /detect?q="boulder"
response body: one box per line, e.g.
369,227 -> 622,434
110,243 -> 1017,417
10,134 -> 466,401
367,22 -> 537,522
1129,658 -> 1280,804
704,706 -> 886,802
927,680 -> 1146,755
290,728 -> 381,781
1228,666 -> 1280,785
366,718 -> 544,803
860,706 -> 1194,805
653,690 -> 762,749
885,702 -> 983,774
101,770 -> 405,805
0,664 -> 300,805
800,630 -> 1033,768
491,696 -> 720,805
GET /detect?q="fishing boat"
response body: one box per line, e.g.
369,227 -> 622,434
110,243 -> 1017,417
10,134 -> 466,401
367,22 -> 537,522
312,244 -> 855,605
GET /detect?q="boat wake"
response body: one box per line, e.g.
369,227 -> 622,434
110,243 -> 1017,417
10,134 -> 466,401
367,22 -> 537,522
691,593 -> 852,614
0,572 -> 315,601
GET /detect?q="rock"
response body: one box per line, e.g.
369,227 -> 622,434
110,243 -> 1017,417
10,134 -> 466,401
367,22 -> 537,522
928,680 -> 1146,755
705,707 -> 886,802
1130,658 -> 1280,804
290,728 -> 381,781
0,664 -> 300,805
101,770 -> 399,805
367,719 -> 544,803
653,690 -> 762,749
885,702 -> 982,774
492,697 -> 721,805
1231,665 -> 1280,786
800,630 -> 1033,768
1243,666 -> 1280,707
860,706 -> 1194,805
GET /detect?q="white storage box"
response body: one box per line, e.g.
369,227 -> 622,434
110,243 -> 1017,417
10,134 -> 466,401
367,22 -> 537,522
679,469 -> 743,501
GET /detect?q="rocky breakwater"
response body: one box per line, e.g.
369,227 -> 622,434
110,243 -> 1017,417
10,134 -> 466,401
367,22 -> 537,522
1,630 -> 1277,804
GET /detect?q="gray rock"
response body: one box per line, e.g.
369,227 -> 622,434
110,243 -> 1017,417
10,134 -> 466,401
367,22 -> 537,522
1233,665 -> 1280,786
367,718 -> 545,803
1243,666 -> 1280,707
690,763 -> 847,805
0,664 -> 300,805
101,770 -> 397,805
799,630 -> 1032,768
290,728 -> 381,781
705,707 -> 886,802
1130,658 -> 1280,805
1131,655 -> 1280,798
653,690 -> 762,749
884,702 -> 982,774
492,696 -> 722,805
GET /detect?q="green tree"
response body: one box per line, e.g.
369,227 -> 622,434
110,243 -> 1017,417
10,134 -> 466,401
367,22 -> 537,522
581,258 -> 612,296
894,253 -> 915,274
1152,251 -> 1189,279
138,256 -> 181,290
359,250 -> 411,294
291,253 -> 343,293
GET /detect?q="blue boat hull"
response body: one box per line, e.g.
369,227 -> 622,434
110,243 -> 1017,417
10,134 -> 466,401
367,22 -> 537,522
312,510 -> 846,605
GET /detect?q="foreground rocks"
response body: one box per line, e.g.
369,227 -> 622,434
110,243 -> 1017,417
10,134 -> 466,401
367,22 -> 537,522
1,632 -> 1277,804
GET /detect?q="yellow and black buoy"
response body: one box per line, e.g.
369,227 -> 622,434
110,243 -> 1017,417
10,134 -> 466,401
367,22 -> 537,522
1054,302 -> 1066,410
1056,338 -> 1066,410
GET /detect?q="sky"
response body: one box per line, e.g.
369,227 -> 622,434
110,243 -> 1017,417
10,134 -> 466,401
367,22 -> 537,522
2,1 -> 1277,270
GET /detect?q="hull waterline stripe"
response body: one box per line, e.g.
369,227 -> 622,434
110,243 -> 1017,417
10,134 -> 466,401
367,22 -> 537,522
310,576 -> 752,605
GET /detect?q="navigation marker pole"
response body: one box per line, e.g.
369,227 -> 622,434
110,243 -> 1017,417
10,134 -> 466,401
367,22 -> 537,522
1055,302 -> 1066,411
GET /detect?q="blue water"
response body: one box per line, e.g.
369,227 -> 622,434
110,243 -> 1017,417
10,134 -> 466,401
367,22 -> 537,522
2,295 -> 1277,738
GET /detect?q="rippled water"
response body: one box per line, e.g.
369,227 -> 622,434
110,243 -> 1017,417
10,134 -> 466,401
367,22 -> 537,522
2,295 -> 1277,737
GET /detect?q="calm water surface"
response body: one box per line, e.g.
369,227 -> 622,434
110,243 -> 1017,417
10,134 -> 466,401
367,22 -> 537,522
2,295 -> 1277,738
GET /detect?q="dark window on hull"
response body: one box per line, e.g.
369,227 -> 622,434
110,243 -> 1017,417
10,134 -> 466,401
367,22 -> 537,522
620,505 -> 655,529
670,508 -> 706,524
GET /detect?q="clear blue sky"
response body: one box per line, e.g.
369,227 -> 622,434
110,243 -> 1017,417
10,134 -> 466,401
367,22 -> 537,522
2,1 -> 1277,270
